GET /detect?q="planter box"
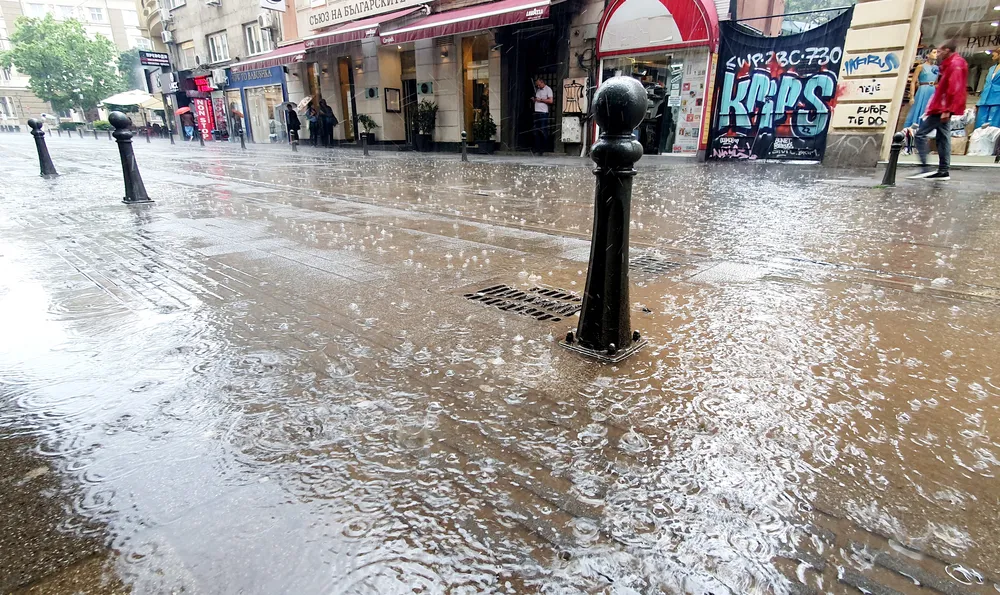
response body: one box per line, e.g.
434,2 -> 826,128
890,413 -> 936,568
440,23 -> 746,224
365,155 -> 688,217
416,133 -> 433,152
476,140 -> 496,155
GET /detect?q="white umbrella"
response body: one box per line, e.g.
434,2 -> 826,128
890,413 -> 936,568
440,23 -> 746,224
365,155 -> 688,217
296,96 -> 313,113
100,89 -> 164,110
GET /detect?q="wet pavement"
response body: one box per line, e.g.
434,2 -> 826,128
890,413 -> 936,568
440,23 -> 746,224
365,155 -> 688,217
1,133 -> 999,594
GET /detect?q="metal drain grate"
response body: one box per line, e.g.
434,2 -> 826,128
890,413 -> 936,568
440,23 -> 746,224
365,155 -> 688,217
464,285 -> 582,322
631,253 -> 683,276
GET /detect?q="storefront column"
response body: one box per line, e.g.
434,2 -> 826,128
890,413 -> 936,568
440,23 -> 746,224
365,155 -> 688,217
824,0 -> 925,167
415,37 -> 462,145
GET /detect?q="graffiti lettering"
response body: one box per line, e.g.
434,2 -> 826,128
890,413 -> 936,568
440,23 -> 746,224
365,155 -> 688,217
843,52 -> 900,75
725,46 -> 843,70
717,69 -> 837,137
842,103 -> 888,126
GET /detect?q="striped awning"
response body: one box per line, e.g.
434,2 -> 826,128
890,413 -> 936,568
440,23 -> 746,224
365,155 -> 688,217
230,42 -> 307,73
303,6 -> 425,49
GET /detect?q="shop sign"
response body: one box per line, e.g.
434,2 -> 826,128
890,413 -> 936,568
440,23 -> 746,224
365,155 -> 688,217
260,0 -> 286,12
139,51 -> 171,67
302,0 -> 424,33
193,97 -> 214,140
708,6 -> 853,161
562,77 -> 588,114
160,72 -> 179,93
231,68 -> 277,83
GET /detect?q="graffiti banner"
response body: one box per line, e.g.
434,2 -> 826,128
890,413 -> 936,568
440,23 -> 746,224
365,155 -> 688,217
709,7 -> 853,161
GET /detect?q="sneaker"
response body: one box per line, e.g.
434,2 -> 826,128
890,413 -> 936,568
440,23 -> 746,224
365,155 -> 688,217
924,171 -> 950,180
906,169 -> 935,179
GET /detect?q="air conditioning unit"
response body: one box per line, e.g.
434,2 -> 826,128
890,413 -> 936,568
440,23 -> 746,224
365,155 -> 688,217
417,81 -> 433,95
212,68 -> 228,85
258,11 -> 276,29
161,30 -> 174,43
364,87 -> 378,99
159,7 -> 172,22
205,0 -> 221,6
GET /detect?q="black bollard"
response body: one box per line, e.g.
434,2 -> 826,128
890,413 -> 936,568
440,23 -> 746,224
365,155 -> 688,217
108,129 -> 112,141
27,119 -> 58,178
78,127 -> 83,138
881,132 -> 904,186
240,129 -> 246,150
145,128 -> 151,143
362,132 -> 369,156
461,130 -> 468,162
94,129 -> 99,140
198,129 -> 205,147
168,127 -> 174,145
57,128 -> 62,137
109,112 -> 153,204
562,76 -> 647,363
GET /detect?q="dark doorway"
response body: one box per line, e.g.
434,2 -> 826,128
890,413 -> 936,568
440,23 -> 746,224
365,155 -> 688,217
402,80 -> 418,147
337,56 -> 357,142
502,24 -> 560,152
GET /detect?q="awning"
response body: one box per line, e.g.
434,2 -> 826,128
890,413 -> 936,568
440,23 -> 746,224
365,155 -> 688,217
231,42 -> 306,73
380,0 -> 550,44
303,6 -> 426,49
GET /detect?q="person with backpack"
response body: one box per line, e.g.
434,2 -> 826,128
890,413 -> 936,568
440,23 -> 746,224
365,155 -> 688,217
285,103 -> 301,146
319,99 -> 338,147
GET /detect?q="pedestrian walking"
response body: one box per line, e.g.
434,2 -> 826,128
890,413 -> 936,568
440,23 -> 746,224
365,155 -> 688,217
319,99 -> 337,147
908,41 -> 968,181
286,104 -> 301,146
179,110 -> 196,141
531,77 -> 553,155
306,104 -> 320,147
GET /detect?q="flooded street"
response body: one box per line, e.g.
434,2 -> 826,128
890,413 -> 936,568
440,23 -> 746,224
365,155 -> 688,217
1,134 -> 998,594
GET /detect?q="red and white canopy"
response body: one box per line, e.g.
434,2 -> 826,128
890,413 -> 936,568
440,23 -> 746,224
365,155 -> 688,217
231,42 -> 307,73
303,6 -> 425,49
597,0 -> 719,56
380,0 -> 549,45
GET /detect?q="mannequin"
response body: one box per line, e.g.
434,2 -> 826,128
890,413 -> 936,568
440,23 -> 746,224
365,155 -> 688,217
905,49 -> 939,127
976,49 -> 1000,127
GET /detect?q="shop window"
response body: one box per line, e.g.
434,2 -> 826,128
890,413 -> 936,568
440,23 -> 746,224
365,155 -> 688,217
0,97 -> 15,118
207,31 -> 230,63
462,34 -> 491,142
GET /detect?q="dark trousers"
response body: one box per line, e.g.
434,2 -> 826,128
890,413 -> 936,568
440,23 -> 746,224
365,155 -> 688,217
322,121 -> 334,147
533,112 -> 549,154
308,122 -> 319,146
915,113 -> 951,174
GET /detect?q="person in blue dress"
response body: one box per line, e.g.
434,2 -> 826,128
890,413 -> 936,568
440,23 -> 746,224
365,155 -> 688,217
976,49 -> 1000,128
905,50 -> 938,127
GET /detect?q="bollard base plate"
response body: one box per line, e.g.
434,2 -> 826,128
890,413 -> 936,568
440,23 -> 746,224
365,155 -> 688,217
122,197 -> 154,205
559,335 -> 647,363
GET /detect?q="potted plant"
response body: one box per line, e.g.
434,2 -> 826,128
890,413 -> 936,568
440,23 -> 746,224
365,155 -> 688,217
357,114 -> 379,145
472,110 -> 497,154
416,99 -> 438,152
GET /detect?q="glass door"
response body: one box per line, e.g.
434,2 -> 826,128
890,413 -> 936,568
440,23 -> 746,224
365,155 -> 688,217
337,57 -> 356,142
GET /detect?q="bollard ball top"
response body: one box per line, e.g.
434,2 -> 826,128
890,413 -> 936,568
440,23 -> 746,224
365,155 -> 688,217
27,118 -> 42,131
592,76 -> 648,136
892,131 -> 905,143
108,111 -> 132,130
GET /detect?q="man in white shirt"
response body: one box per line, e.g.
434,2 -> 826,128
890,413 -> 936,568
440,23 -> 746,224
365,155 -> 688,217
532,78 -> 553,155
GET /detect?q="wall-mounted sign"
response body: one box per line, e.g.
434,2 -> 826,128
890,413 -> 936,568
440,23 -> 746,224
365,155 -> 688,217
562,77 -> 587,115
301,0 -> 424,34
139,51 -> 171,67
260,0 -> 286,12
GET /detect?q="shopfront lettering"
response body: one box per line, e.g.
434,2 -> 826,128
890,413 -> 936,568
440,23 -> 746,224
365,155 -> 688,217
967,34 -> 1000,49
232,69 -> 275,82
305,0 -> 422,30
709,6 -> 853,162
843,52 -> 899,75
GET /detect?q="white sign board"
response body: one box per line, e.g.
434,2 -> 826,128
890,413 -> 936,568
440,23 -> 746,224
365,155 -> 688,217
300,0 -> 424,33
261,0 -> 286,12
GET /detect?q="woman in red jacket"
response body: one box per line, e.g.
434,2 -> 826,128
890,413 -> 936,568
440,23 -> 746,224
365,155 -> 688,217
909,41 -> 968,181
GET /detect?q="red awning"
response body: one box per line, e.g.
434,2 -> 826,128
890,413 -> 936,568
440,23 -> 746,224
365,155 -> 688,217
231,42 -> 306,73
303,6 -> 426,49
379,0 -> 550,44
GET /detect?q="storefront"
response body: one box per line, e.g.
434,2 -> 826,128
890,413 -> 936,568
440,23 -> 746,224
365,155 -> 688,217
228,44 -> 303,143
595,0 -> 719,157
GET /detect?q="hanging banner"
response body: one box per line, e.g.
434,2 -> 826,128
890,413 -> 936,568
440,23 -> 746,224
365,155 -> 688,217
708,7 -> 853,162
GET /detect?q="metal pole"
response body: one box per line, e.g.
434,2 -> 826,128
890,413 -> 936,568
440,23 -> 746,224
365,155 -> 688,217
110,112 -> 153,204
146,128 -> 151,143
240,129 -> 246,150
461,130 -> 468,162
562,76 -> 647,363
27,119 -> 58,178
57,128 -> 62,137
881,132 -> 904,186
108,130 -> 112,141
94,128 -> 99,140
199,126 -> 205,147
362,131 -> 369,156
78,127 -> 83,138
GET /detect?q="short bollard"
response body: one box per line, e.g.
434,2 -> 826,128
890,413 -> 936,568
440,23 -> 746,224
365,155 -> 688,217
57,128 -> 62,137
107,130 -> 112,141
240,130 -> 246,150
461,131 -> 468,162
27,119 -> 58,178
168,128 -> 175,145
78,127 -> 83,138
362,133 -> 369,156
562,76 -> 648,363
94,129 -> 99,140
110,112 -> 152,204
881,132 -> 905,186
198,130 -> 205,147
145,128 -> 151,143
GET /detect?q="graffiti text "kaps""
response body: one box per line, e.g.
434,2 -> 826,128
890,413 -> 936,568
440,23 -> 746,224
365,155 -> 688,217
717,70 -> 838,136
725,46 -> 843,70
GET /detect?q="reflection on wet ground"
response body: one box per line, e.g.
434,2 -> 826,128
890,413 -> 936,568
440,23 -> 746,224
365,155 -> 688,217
1,134 -> 998,593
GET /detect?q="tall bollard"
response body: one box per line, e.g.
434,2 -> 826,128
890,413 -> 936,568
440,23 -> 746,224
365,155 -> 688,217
94,129 -> 99,140
562,76 -> 647,363
461,130 -> 468,162
240,129 -> 246,150
107,130 -> 112,141
27,119 -> 59,178
78,127 -> 83,138
881,132 -> 905,186
110,112 -> 152,204
362,132 -> 369,156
